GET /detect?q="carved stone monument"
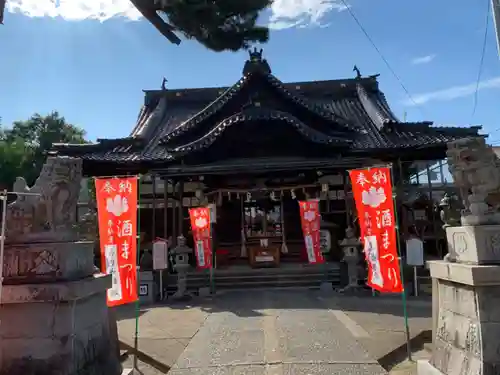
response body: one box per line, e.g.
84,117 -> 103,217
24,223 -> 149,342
170,235 -> 193,299
0,157 -> 122,375
418,137 -> 500,375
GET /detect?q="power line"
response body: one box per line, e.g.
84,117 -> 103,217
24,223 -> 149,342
339,0 -> 426,118
493,0 -> 500,59
471,0 -> 491,119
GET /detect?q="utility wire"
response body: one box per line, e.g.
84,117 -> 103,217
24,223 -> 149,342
471,0 -> 491,119
339,0 -> 426,118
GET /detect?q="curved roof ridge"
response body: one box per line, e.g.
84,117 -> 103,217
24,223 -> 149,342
129,105 -> 149,137
160,77 -> 246,144
355,83 -> 389,130
374,91 -> 400,122
168,109 -> 352,153
266,74 -> 352,128
132,96 -> 169,139
160,71 -> 357,145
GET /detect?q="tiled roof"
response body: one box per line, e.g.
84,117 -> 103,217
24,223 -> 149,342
52,55 -> 482,165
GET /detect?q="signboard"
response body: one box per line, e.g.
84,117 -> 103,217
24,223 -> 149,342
139,284 -> 148,296
320,229 -> 331,253
349,167 -> 403,293
153,240 -> 168,270
298,200 -> 324,264
406,237 -> 424,266
188,207 -> 213,269
95,177 -> 139,307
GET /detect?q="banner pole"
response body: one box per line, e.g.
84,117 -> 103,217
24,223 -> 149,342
390,165 -> 412,362
133,175 -> 141,370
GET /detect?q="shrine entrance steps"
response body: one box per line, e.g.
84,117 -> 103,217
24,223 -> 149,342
165,263 -> 341,294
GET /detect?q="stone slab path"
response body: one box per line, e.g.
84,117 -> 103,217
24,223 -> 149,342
168,290 -> 387,375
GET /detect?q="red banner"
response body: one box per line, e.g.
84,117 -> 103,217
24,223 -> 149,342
95,177 -> 138,307
298,200 -> 324,264
348,167 -> 403,293
189,207 -> 213,269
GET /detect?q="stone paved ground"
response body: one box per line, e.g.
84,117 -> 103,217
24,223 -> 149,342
117,291 -> 432,375
117,303 -> 210,373
317,295 -> 432,375
169,290 -> 385,375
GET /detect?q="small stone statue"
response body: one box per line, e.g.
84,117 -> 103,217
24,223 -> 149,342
438,193 -> 461,229
338,227 -> 362,292
170,235 -> 193,299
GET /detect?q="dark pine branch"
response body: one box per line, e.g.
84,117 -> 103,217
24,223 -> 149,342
131,0 -> 272,52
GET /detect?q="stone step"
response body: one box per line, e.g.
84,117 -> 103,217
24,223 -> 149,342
187,263 -> 339,276
165,265 -> 341,293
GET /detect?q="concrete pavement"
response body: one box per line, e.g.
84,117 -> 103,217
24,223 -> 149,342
169,290 -> 385,375
317,295 -> 433,375
116,303 -> 210,372
117,291 -> 432,375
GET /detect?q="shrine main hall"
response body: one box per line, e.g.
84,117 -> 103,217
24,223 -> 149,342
54,50 -> 479,283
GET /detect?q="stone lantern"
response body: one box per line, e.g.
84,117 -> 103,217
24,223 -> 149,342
338,227 -> 362,292
170,235 -> 193,299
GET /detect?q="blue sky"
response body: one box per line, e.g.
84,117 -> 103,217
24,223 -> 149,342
1,0 -> 499,143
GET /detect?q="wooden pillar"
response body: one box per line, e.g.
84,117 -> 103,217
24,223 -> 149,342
163,177 -> 168,240
172,180 -> 177,246
397,159 -> 409,239
152,174 -> 157,241
426,162 -> 440,257
344,170 -> 351,227
178,180 -> 184,237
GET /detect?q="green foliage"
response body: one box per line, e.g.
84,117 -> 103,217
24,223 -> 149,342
0,111 -> 87,189
148,0 -> 272,52
0,138 -> 34,190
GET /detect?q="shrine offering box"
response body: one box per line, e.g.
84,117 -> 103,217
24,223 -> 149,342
247,237 -> 281,268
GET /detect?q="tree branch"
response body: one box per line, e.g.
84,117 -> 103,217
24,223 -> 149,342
129,0 -> 181,45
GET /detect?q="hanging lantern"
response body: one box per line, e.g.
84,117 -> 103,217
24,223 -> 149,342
246,192 -> 252,202
290,189 -> 296,200
236,192 -> 240,199
321,183 -> 329,193
228,192 -> 232,201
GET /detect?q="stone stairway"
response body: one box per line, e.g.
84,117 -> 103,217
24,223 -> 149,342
165,263 -> 342,294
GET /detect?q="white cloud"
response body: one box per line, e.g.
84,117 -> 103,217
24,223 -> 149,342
403,76 -> 500,106
411,54 -> 436,65
268,0 -> 349,30
6,0 -> 141,21
6,0 -> 347,30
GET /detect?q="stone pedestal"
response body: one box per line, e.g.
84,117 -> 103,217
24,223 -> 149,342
444,225 -> 500,264
338,227 -> 362,293
0,242 -> 122,375
138,271 -> 156,305
418,225 -> 500,375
